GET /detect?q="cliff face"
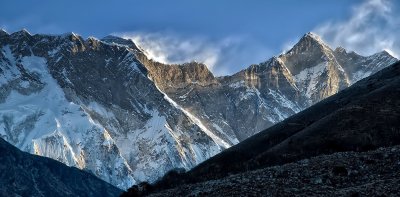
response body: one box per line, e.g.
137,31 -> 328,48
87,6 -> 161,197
0,31 -> 222,189
135,32 -> 396,142
137,55 -> 218,90
0,29 -> 397,189
136,61 -> 400,197
279,33 -> 350,103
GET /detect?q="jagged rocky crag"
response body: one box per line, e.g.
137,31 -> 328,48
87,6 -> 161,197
0,137 -> 122,197
139,32 -> 396,141
135,61 -> 400,196
0,29 -> 396,189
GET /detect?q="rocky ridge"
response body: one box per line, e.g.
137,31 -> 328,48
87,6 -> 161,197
0,29 -> 396,189
134,32 -> 396,141
122,60 -> 400,197
0,30 -> 221,189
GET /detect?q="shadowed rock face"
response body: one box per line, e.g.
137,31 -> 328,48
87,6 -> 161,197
134,61 -> 400,195
0,30 -> 397,190
0,137 -> 122,197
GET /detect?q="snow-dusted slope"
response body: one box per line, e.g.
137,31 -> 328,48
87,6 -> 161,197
0,29 -> 396,190
334,47 -> 397,83
0,48 -> 134,189
0,31 -> 220,189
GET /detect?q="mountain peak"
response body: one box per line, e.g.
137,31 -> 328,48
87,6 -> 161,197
304,32 -> 320,38
86,36 -> 102,49
61,32 -> 81,39
87,36 -> 99,41
285,32 -> 331,58
19,28 -> 31,34
59,32 -> 84,45
10,29 -> 31,38
362,49 -> 397,60
0,29 -> 8,36
101,35 -> 140,51
279,31 -> 340,87
299,32 -> 328,47
68,32 -> 79,37
379,49 -> 397,59
334,46 -> 347,53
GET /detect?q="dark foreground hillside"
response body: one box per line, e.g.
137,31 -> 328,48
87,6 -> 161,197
122,60 -> 400,196
0,138 -> 122,197
151,145 -> 400,196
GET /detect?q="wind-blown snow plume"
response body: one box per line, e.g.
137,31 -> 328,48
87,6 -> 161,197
122,32 -> 220,69
117,31 -> 271,76
314,0 -> 400,58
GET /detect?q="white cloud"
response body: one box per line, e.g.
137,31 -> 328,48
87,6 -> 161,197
117,31 -> 271,76
314,0 -> 400,58
281,38 -> 299,54
114,1 -> 400,77
120,32 -> 220,70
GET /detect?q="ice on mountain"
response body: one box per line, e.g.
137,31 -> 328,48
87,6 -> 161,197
294,62 -> 327,98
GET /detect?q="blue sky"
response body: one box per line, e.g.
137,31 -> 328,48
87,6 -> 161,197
1,0 -> 398,75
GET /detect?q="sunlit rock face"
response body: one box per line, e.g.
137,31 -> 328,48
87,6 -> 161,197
0,30 -> 396,189
136,32 -> 396,141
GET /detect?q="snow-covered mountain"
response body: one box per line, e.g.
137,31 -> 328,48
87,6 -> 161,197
0,30 -> 221,189
0,29 -> 396,189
